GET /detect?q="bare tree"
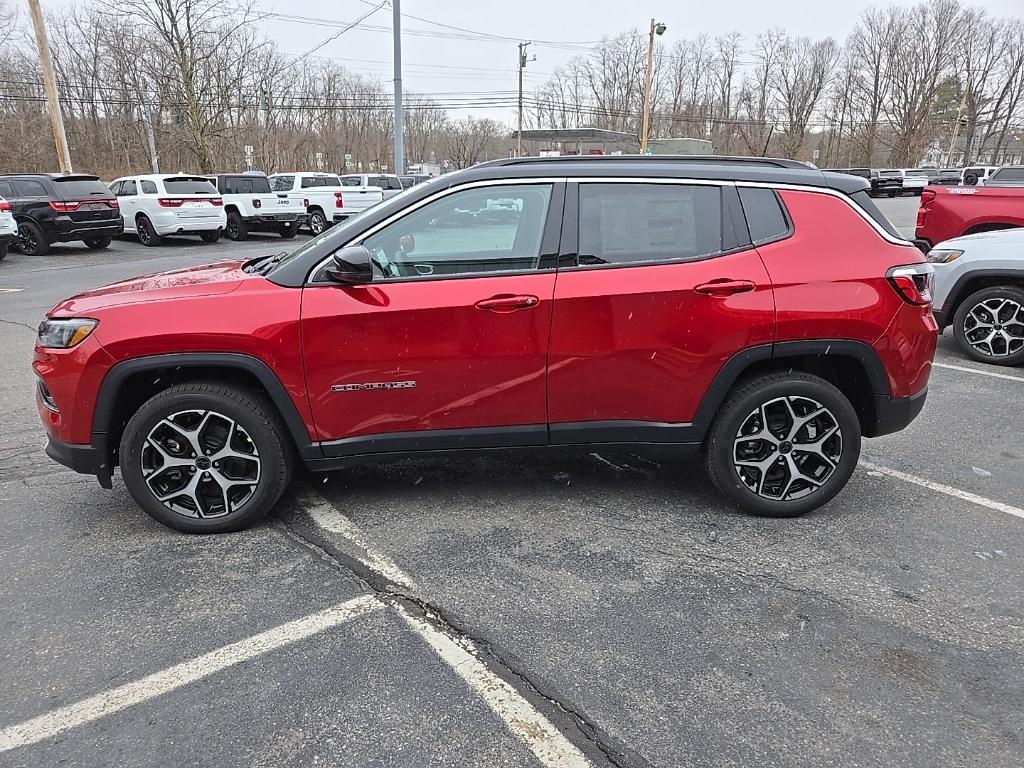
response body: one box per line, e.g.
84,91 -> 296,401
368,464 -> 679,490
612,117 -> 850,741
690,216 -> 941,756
773,36 -> 839,158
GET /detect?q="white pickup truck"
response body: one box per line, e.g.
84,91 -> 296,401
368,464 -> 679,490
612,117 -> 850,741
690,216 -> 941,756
268,172 -> 383,234
208,173 -> 307,240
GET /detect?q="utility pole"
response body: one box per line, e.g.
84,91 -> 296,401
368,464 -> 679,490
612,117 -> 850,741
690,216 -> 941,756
945,87 -> 969,167
27,0 -> 72,172
139,77 -> 159,173
517,41 -> 532,157
639,19 -> 666,154
392,0 -> 404,176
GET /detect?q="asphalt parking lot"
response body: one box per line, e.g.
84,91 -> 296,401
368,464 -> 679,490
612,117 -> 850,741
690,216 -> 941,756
1,197 -> 1021,767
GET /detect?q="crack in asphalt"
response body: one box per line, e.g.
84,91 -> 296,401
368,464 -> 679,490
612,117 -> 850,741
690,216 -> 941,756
271,517 -> 657,768
0,317 -> 37,333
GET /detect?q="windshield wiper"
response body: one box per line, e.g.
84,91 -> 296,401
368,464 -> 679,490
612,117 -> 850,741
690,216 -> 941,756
248,250 -> 290,276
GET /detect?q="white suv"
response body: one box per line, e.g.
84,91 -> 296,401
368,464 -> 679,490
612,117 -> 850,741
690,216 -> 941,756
0,196 -> 16,261
109,174 -> 227,246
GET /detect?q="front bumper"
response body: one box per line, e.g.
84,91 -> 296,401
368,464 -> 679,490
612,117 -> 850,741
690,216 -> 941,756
869,387 -> 928,438
45,435 -> 112,488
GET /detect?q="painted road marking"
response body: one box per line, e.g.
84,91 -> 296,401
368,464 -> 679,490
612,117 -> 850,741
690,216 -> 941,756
0,288 -> 24,293
296,488 -> 414,587
297,489 -> 594,767
860,461 -> 1024,520
933,361 -> 1024,383
400,609 -> 592,768
0,596 -> 381,753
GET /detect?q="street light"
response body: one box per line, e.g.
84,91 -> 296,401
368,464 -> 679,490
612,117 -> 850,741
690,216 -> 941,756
640,19 -> 666,155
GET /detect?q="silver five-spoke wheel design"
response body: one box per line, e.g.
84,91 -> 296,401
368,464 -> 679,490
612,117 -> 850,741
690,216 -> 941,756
142,409 -> 261,518
732,396 -> 842,501
963,298 -> 1024,358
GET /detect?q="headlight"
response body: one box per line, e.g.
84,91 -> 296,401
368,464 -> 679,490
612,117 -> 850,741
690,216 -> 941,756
926,248 -> 963,264
37,318 -> 98,349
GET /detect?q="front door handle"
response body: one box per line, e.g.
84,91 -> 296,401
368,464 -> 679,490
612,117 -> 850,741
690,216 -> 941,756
475,294 -> 540,312
694,279 -> 757,297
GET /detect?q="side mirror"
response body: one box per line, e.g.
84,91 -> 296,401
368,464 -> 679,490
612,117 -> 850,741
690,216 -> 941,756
326,245 -> 373,284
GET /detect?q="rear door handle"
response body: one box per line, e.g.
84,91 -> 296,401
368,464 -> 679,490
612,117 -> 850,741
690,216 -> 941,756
475,294 -> 540,312
694,279 -> 757,297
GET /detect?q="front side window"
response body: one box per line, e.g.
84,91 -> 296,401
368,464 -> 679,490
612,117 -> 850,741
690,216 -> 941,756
359,183 -> 552,279
739,187 -> 790,245
578,183 -> 722,266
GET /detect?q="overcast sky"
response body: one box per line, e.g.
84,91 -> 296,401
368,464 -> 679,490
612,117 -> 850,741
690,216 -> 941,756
249,0 -> 1023,120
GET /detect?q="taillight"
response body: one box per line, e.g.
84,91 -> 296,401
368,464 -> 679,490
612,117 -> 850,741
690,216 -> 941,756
211,198 -> 223,207
49,200 -> 82,212
916,189 -> 935,229
887,264 -> 934,305
108,199 -> 119,209
334,192 -> 344,208
303,198 -> 309,208
0,199 -> 11,212
252,198 -> 261,209
920,189 -> 936,205
158,198 -> 184,207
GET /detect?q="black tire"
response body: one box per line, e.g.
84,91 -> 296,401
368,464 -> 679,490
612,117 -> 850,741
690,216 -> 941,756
278,222 -> 298,239
225,211 -> 248,241
952,285 -> 1024,366
16,220 -> 49,255
83,237 -> 112,250
0,240 -> 7,261
200,230 -> 221,243
888,190 -> 898,197
308,208 -> 328,235
136,215 -> 162,247
704,372 -> 861,518
119,382 -> 294,534
964,173 -> 979,186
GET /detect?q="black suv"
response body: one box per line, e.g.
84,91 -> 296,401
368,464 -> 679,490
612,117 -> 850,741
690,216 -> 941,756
826,168 -> 903,198
0,174 -> 122,256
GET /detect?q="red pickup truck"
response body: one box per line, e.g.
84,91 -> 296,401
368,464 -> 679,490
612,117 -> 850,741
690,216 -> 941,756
915,185 -> 1024,251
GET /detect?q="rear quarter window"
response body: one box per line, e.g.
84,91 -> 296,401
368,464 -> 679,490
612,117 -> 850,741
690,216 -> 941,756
738,187 -> 791,245
848,190 -> 906,240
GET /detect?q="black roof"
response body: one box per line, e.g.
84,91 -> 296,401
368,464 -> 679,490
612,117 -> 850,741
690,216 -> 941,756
467,155 -> 869,194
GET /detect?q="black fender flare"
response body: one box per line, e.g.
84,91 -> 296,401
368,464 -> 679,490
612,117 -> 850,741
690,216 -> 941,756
91,352 -> 319,461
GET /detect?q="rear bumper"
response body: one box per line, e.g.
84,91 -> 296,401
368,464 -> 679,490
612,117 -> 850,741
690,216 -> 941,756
49,219 -> 123,243
244,213 -> 306,230
932,307 -> 950,329
869,387 -> 928,438
44,436 -> 112,488
151,211 -> 227,235
913,238 -> 931,253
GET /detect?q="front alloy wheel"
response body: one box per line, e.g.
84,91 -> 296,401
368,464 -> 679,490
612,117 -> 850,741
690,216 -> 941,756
953,286 -> 1024,366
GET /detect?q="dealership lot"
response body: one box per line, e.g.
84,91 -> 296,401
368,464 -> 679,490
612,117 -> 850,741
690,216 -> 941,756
1,198 -> 1022,767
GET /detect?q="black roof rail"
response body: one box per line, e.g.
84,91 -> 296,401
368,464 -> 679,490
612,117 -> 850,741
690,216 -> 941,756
477,155 -> 814,170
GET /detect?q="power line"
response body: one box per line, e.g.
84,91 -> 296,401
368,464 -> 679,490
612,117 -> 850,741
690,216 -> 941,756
290,0 -> 388,66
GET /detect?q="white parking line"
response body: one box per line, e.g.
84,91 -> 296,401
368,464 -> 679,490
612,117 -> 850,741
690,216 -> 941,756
0,596 -> 381,753
296,489 -> 414,587
0,288 -> 24,293
933,361 -> 1024,383
400,609 -> 592,768
295,489 -> 594,767
860,461 -> 1024,519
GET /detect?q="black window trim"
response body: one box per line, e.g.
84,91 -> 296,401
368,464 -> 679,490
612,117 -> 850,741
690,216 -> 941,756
307,179 -> 566,285
737,186 -> 794,248
559,178 -> 737,272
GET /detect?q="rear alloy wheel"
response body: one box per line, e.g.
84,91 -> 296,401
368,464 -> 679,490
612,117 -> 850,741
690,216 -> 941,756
16,220 -> 49,255
119,382 -> 293,533
225,211 -> 248,241
200,230 -> 221,243
83,237 -> 112,250
704,373 -> 861,517
308,209 -> 327,235
953,286 -> 1024,366
136,215 -> 162,247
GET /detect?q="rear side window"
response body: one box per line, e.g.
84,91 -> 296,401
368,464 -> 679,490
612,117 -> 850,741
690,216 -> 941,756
849,190 -> 906,240
340,176 -> 362,187
578,183 -> 722,265
14,180 -> 47,197
0,180 -> 14,197
387,177 -> 403,190
120,180 -> 138,196
140,180 -> 158,194
163,177 -> 217,195
270,176 -> 294,191
300,177 -> 319,189
738,187 -> 790,245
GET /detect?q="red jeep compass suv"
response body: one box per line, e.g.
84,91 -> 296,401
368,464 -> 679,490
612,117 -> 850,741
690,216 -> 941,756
34,157 -> 937,533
